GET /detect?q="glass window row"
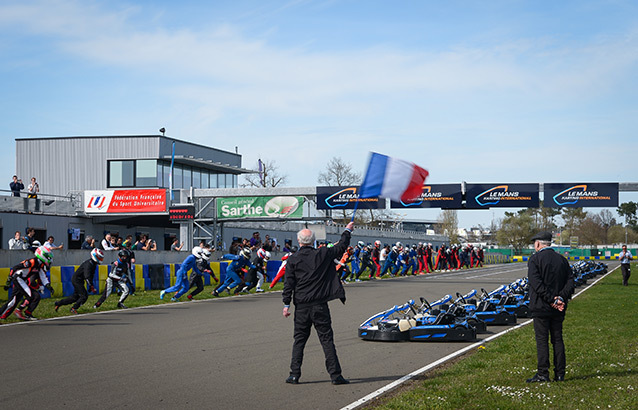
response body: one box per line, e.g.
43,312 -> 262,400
108,159 -> 239,189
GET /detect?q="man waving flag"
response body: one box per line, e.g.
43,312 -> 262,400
358,152 -> 429,203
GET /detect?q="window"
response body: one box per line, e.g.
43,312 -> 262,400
183,166 -> 192,188
226,174 -> 234,188
210,173 -> 218,188
174,166 -> 183,189
157,162 -> 163,187
193,169 -> 201,188
108,160 -> 134,187
218,174 -> 226,188
201,171 -> 209,189
136,160 -> 157,187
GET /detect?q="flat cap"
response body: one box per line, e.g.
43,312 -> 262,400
530,231 -> 552,242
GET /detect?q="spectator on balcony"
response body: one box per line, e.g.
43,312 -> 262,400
27,177 -> 39,199
250,231 -> 261,247
8,231 -> 28,250
44,236 -> 64,251
25,228 -> 36,249
10,175 -> 24,197
81,235 -> 95,250
101,233 -> 116,250
171,238 -> 184,251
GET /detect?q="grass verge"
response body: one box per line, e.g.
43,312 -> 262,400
368,264 -> 638,410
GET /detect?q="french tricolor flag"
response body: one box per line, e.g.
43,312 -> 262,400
359,153 -> 429,203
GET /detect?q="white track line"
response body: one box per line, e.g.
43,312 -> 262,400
340,263 -> 620,410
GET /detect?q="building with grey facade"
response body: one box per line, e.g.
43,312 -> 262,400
16,135 -> 251,197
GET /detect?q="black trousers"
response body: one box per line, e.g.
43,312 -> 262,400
56,279 -> 89,309
621,264 -> 631,286
290,302 -> 342,381
533,315 -> 566,378
188,275 -> 204,297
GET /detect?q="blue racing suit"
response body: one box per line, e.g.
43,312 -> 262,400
164,254 -> 202,299
218,254 -> 256,292
381,249 -> 399,276
407,249 -> 418,275
351,246 -> 362,276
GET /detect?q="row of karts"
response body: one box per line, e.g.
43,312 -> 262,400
358,261 -> 608,343
571,261 -> 607,287
358,278 -> 529,342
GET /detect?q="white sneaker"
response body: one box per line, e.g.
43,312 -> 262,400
256,288 -> 264,293
355,279 -> 361,282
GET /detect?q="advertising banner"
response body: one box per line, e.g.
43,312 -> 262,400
85,189 -> 167,214
316,186 -> 384,210
466,184 -> 539,209
390,184 -> 462,209
216,196 -> 304,219
544,183 -> 619,208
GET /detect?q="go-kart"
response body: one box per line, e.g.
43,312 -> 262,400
459,286 -> 517,325
358,295 -> 478,342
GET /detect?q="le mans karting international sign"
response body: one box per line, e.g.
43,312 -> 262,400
85,189 -> 167,213
544,183 -> 619,208
466,184 -> 540,209
316,186 -> 384,210
390,184 -> 462,209
216,196 -> 304,220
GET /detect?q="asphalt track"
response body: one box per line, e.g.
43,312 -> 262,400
1,262 -> 609,410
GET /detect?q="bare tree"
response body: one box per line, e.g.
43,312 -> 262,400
438,210 -> 459,244
242,158 -> 287,188
318,157 -> 362,187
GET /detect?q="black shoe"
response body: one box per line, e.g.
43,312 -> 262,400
285,375 -> 299,384
332,375 -> 350,385
526,374 -> 550,383
554,375 -> 565,382
117,302 -> 128,309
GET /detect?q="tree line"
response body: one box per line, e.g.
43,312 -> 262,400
496,201 -> 637,252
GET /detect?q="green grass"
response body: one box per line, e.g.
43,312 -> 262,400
369,264 -> 638,409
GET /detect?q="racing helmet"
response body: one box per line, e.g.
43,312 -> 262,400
357,241 -> 365,247
374,240 -> 381,247
240,248 -> 251,259
192,246 -> 203,259
263,251 -> 271,260
35,246 -> 53,266
118,249 -> 131,262
257,248 -> 267,259
392,246 -> 398,252
412,244 -> 417,249
201,248 -> 211,260
91,248 -> 105,263
395,241 -> 402,248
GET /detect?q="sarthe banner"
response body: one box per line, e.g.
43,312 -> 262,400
216,196 -> 304,219
466,184 -> 540,209
316,186 -> 384,210
390,184 -> 462,209
544,183 -> 619,208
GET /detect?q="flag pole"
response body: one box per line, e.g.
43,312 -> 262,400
350,197 -> 360,222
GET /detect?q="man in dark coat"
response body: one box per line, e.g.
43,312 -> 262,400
282,221 -> 354,385
526,231 -> 574,383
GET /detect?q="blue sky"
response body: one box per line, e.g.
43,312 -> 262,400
1,0 -> 637,229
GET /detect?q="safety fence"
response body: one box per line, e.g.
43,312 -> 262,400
0,260 -> 284,300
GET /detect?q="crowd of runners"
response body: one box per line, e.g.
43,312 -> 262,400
1,238 -> 485,320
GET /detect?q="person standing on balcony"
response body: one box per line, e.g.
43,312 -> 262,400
9,175 -> 24,197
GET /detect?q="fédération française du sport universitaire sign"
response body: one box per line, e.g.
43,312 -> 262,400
85,189 -> 167,213
216,196 -> 304,219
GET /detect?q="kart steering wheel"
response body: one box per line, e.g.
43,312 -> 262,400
481,288 -> 489,300
456,292 -> 466,304
419,297 -> 431,311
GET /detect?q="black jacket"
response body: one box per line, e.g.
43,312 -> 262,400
73,259 -> 98,287
527,247 -> 574,317
283,229 -> 351,307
